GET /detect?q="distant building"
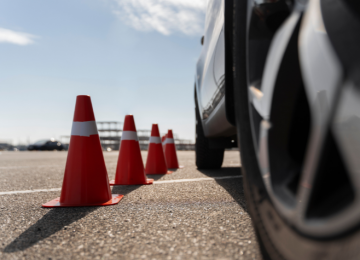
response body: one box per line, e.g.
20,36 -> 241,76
61,121 -> 195,151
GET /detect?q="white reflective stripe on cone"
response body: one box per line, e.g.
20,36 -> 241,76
165,138 -> 175,144
71,121 -> 98,137
121,131 -> 139,141
149,136 -> 161,144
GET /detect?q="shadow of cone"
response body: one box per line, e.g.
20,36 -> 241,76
42,95 -> 123,208
146,124 -> 172,175
164,129 -> 184,169
110,115 -> 153,185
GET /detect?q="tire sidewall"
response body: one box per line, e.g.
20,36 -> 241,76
232,1 -> 360,260
195,90 -> 224,169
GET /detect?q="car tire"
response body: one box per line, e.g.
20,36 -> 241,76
232,0 -> 360,260
195,90 -> 224,169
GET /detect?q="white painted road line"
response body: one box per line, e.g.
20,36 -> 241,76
0,188 -> 61,195
0,165 -> 60,169
153,176 -> 242,184
0,176 -> 242,196
0,162 -> 119,169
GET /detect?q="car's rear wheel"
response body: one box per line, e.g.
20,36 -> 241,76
195,91 -> 224,169
233,0 -> 360,259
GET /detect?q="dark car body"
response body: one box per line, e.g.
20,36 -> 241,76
27,139 -> 64,151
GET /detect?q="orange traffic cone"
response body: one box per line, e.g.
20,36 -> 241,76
110,115 -> 153,185
162,134 -> 167,152
145,124 -> 172,175
42,95 -> 123,208
164,130 -> 183,169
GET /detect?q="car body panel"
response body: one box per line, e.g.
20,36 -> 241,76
28,140 -> 64,151
195,0 -> 236,138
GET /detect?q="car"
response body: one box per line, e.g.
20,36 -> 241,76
27,139 -> 65,151
195,0 -> 360,259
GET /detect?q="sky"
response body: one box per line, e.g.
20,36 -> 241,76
0,0 -> 207,145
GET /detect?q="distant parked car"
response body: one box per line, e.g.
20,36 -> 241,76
27,139 -> 64,151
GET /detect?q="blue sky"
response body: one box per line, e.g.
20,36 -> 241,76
0,0 -> 206,144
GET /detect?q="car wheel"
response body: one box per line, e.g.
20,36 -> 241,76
195,90 -> 224,169
233,0 -> 360,259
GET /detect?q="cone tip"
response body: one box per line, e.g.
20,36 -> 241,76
150,124 -> 160,137
123,115 -> 137,131
167,129 -> 173,138
73,95 -> 95,122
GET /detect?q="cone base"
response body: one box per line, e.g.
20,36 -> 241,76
146,171 -> 173,175
109,179 -> 154,186
168,166 -> 184,169
42,194 -> 124,208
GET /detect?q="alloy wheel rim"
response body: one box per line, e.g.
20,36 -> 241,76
246,0 -> 360,237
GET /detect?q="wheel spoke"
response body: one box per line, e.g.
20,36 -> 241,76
331,78 -> 360,218
248,10 -> 302,158
249,12 -> 301,121
333,81 -> 360,196
246,0 -> 360,238
248,9 -> 309,221
294,0 -> 346,235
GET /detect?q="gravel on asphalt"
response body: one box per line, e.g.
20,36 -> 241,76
0,151 -> 261,259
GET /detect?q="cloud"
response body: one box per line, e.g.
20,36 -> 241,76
0,28 -> 36,45
112,0 -> 207,35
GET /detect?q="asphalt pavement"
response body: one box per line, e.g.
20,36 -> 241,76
0,151 -> 261,259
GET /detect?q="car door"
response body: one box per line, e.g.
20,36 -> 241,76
44,141 -> 56,150
197,0 -> 224,116
196,0 -> 235,137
